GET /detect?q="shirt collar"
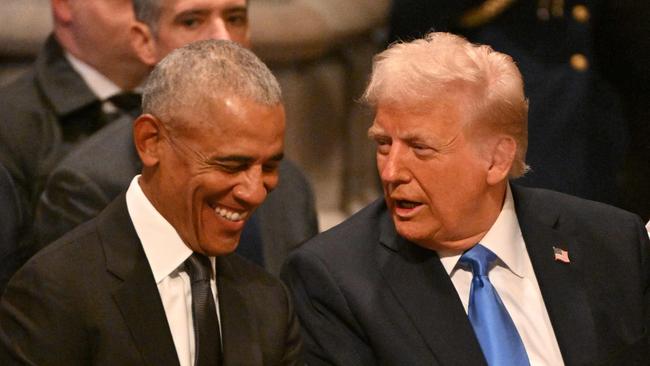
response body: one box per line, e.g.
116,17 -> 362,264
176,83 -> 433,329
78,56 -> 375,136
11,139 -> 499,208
65,51 -> 122,101
126,175 -> 194,283
438,183 -> 527,278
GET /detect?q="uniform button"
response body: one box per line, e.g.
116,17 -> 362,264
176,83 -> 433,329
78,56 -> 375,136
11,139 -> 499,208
572,4 -> 590,23
570,53 -> 589,71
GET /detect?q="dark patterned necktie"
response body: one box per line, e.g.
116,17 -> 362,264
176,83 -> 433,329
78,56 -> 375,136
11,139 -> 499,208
100,92 -> 141,123
459,244 -> 530,366
184,253 -> 223,366
107,92 -> 142,116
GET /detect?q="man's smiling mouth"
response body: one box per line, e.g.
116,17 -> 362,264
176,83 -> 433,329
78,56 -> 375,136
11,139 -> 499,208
214,206 -> 248,222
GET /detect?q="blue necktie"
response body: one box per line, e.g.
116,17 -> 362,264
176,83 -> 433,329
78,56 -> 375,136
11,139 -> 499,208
459,244 -> 530,366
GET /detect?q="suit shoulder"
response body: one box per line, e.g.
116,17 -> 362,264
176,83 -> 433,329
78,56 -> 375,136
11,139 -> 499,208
56,116 -> 134,172
10,218 -> 103,291
224,253 -> 286,287
512,185 -> 643,237
516,185 -> 636,217
0,69 -> 40,108
297,199 -> 386,256
0,70 -> 48,131
48,115 -> 140,199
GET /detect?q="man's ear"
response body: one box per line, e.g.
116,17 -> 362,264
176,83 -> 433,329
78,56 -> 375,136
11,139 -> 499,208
486,135 -> 516,185
51,0 -> 73,24
131,22 -> 158,66
133,114 -> 164,168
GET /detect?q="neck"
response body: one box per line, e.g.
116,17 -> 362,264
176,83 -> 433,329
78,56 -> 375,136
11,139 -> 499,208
55,30 -> 148,90
428,181 -> 508,253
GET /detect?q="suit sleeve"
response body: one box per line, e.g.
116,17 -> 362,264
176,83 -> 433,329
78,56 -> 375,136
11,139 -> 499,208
0,255 -> 89,365
281,250 -> 376,365
0,164 -> 25,294
638,218 -> 650,343
279,282 -> 305,366
33,166 -> 110,248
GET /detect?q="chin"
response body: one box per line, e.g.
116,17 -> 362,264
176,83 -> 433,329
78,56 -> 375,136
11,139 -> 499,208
395,223 -> 433,246
199,235 -> 241,256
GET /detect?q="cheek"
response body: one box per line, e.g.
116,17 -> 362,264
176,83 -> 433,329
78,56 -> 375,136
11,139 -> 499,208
156,30 -> 186,55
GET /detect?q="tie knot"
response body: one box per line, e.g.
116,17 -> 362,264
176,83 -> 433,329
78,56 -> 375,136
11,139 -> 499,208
184,253 -> 213,283
459,244 -> 497,277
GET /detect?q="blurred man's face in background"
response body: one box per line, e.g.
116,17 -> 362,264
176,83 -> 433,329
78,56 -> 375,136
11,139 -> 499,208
138,0 -> 250,64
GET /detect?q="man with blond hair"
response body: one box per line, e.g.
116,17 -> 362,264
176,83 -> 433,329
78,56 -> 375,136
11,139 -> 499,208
283,32 -> 650,365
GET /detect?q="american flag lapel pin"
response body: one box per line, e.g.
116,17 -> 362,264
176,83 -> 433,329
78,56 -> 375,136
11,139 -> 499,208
553,246 -> 570,263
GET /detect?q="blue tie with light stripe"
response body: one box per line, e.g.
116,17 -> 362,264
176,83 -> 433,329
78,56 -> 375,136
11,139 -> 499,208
459,244 -> 530,366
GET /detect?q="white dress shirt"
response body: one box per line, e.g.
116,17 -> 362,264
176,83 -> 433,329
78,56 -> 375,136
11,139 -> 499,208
126,176 -> 222,366
438,185 -> 564,366
65,52 -> 123,114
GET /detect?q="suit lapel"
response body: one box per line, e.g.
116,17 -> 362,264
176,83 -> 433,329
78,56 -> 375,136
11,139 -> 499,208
376,210 -> 487,366
99,195 -> 180,366
512,185 -> 598,365
216,255 -> 263,365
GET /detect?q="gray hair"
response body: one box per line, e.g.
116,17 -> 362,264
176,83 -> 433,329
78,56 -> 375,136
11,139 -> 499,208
132,0 -> 162,33
142,39 -> 282,126
363,32 -> 529,178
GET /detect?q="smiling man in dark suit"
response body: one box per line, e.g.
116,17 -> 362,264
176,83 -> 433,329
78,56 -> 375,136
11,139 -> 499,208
282,32 -> 650,365
0,40 -> 302,365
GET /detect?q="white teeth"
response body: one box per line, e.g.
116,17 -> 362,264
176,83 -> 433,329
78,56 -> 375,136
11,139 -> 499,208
215,207 -> 247,222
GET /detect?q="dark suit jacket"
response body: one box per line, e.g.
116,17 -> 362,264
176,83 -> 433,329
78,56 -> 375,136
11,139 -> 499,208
282,185 -> 650,365
0,163 -> 24,294
0,194 -> 303,365
0,35 -> 110,219
34,115 -> 319,276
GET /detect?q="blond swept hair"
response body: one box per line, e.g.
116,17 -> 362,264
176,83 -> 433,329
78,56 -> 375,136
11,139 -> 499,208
363,32 -> 529,177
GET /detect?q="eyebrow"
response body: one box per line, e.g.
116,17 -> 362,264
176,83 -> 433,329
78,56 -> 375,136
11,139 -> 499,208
224,6 -> 247,14
174,9 -> 210,20
367,125 -> 385,139
211,152 -> 284,164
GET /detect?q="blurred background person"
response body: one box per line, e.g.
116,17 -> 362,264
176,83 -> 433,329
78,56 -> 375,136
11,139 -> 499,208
0,0 -> 148,224
0,0 -> 149,272
0,162 -> 24,294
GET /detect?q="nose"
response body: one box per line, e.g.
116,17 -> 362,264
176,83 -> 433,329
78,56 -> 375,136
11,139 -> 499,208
379,143 -> 410,185
233,165 -> 270,208
208,18 -> 232,41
